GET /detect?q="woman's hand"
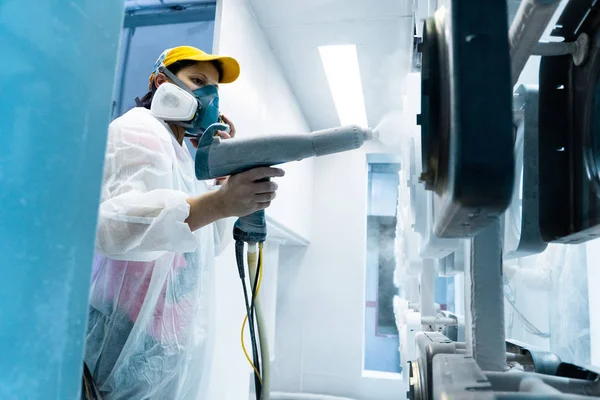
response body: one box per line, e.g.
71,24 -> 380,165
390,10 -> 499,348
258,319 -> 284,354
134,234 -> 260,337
220,113 -> 236,138
185,167 -> 284,231
216,167 -> 284,217
190,113 -> 236,148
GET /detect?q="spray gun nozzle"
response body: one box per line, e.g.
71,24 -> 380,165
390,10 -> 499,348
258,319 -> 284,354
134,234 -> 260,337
364,127 -> 379,141
372,128 -> 380,140
362,128 -> 376,141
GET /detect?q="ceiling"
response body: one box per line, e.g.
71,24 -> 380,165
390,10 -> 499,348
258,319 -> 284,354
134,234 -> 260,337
246,0 -> 414,131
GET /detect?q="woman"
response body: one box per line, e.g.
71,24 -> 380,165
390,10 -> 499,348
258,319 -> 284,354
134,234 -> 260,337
84,46 -> 283,399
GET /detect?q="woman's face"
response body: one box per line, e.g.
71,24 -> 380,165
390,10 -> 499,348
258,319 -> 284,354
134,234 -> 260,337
175,61 -> 220,91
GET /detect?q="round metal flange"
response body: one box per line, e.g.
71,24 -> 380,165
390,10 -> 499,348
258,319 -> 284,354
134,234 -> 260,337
406,360 -> 426,400
415,0 -> 514,237
419,10 -> 450,196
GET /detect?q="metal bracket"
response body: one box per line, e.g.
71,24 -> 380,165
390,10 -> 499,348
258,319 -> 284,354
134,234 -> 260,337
504,85 -> 548,259
123,3 -> 216,28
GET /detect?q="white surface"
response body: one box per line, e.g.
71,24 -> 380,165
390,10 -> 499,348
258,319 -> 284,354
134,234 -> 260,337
318,45 -> 368,127
465,223 -> 506,371
414,0 -> 437,36
206,243 -> 250,400
248,0 -> 414,130
392,72 -> 459,260
262,240 -> 284,360
209,1 -> 411,397
207,0 -> 315,398
214,0 -> 314,240
369,172 -> 400,217
419,191 -> 460,259
394,296 -> 419,383
505,243 -> 591,366
272,150 -> 405,400
586,241 -> 600,367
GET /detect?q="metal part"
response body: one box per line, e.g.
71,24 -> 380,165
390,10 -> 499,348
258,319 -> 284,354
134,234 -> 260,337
411,332 -> 463,400
465,221 -> 507,372
557,364 -> 600,381
440,311 -> 462,342
420,351 -> 600,399
123,3 -> 216,28
436,249 -> 464,276
404,2 -> 600,400
421,316 -> 457,327
407,336 -> 598,399
114,27 -> 135,118
420,259 -> 437,329
418,191 -> 461,259
504,85 -> 548,259
407,360 -> 426,400
509,0 -> 561,86
506,340 -> 562,376
551,0 -> 598,38
495,394 -> 600,399
532,33 -> 590,66
432,354 -> 493,399
485,371 -> 600,396
539,1 -> 600,243
418,0 -> 514,238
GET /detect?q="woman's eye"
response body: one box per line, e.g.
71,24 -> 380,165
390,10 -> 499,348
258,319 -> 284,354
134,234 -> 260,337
192,78 -> 204,86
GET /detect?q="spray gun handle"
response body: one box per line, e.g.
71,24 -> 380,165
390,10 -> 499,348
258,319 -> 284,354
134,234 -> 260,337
232,177 -> 269,243
233,210 -> 267,243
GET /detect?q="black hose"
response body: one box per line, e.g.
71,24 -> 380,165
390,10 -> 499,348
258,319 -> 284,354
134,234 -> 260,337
236,241 -> 262,399
235,241 -> 246,279
249,249 -> 261,339
250,249 -> 263,399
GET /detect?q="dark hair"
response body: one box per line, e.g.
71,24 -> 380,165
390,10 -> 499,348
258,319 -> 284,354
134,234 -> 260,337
138,59 -> 224,109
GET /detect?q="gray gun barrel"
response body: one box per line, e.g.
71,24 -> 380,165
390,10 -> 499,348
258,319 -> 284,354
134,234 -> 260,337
195,124 -> 374,180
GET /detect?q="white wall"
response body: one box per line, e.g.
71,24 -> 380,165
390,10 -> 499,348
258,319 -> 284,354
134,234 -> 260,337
208,1 -> 404,399
586,241 -> 600,367
207,0 -> 314,399
272,150 -> 405,400
214,0 -> 314,240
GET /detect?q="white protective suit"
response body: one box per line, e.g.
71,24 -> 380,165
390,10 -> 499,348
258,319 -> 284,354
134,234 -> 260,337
85,107 -> 233,399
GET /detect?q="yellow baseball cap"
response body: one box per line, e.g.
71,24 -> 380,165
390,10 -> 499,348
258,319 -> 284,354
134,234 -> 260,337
149,46 -> 240,84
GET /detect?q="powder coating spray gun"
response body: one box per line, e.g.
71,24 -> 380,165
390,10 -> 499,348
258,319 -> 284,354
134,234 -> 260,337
194,123 -> 377,242
194,123 -> 377,399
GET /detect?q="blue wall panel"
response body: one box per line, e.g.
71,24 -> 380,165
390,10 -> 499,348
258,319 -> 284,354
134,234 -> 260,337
0,1 -> 124,398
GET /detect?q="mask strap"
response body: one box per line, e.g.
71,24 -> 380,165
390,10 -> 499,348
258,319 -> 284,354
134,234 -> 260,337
159,66 -> 196,97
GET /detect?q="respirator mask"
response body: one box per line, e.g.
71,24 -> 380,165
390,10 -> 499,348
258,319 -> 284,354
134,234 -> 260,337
149,66 -> 225,137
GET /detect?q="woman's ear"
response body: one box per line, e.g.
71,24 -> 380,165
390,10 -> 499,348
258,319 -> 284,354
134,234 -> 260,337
154,72 -> 168,88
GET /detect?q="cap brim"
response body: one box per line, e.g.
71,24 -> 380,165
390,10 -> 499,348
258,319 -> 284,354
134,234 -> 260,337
182,54 -> 240,84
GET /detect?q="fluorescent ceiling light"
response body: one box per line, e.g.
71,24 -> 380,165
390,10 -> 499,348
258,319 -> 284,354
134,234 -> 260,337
318,44 -> 368,128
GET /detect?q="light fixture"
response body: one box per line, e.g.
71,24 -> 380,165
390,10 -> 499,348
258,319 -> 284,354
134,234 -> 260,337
318,44 -> 368,127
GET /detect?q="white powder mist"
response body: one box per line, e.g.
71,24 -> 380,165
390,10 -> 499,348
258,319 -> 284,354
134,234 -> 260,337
372,73 -> 422,154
